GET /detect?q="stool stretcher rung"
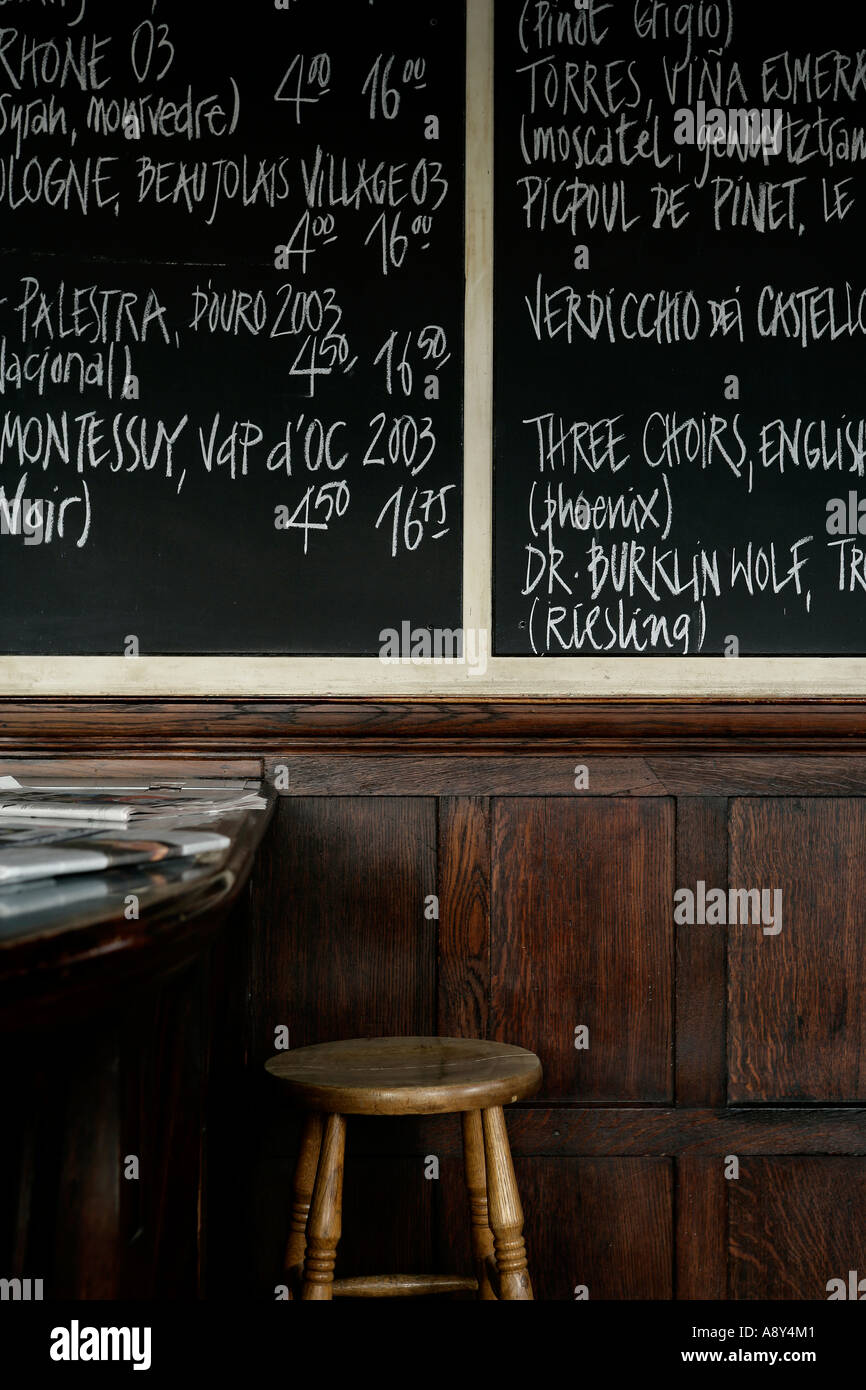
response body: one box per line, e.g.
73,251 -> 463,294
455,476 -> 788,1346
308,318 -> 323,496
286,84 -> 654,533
331,1274 -> 478,1298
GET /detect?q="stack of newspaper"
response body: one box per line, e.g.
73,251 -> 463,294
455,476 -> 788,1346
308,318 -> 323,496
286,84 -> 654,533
0,777 -> 266,887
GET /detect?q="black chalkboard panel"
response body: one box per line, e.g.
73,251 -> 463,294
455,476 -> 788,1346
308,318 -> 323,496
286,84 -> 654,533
0,0 -> 464,655
495,0 -> 866,656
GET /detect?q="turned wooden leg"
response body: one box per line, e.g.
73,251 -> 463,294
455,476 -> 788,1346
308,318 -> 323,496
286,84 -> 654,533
461,1110 -> 497,1300
284,1112 -> 323,1296
301,1113 -> 346,1301
482,1106 -> 533,1301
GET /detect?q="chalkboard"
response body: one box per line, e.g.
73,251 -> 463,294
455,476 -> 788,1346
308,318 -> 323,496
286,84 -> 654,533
494,0 -> 866,656
0,0 -> 465,655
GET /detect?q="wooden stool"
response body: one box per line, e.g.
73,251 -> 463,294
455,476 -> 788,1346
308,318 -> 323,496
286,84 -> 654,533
265,1036 -> 542,1301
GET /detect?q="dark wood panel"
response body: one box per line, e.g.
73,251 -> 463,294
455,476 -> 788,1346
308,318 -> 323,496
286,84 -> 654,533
53,1026 -> 121,1300
247,798 -> 438,1055
207,798 -> 439,1297
235,1113 -> 449,1299
265,757 -> 666,795
676,1157 -> 727,1300
14,749 -> 866,798
324,1108 -> 866,1159
339,1155 -> 437,1285
0,758 -> 262,779
729,1158 -> 866,1300
265,754 -> 866,797
120,965 -> 209,1300
437,798 -> 490,1037
490,799 -> 674,1103
5,702 -> 866,1302
729,799 -> 866,1102
2,958 -> 217,1301
515,1158 -> 673,1301
650,757 -> 866,796
676,799 -> 728,1107
247,1152 -> 438,1299
6,700 -> 866,756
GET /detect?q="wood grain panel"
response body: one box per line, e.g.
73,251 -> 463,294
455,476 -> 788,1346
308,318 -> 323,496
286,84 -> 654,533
265,757 -> 665,796
729,1158 -> 866,1300
515,1158 -> 673,1301
338,1155 -> 437,1283
331,1107 -> 866,1159
676,798 -> 728,1107
650,757 -> 866,796
491,799 -> 674,1102
676,1156 -> 727,1299
729,800 -> 866,1102
265,754 -> 866,797
250,1132 -> 443,1297
437,798 -> 490,1037
120,965 -> 208,1300
247,798 -> 438,1057
6,699 -> 866,755
53,1025 -> 121,1299
0,758 -> 261,779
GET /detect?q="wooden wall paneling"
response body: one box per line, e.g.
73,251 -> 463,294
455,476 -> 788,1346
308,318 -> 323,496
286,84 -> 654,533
0,1041 -> 62,1291
0,758 -> 263,780
265,756 -> 665,796
2,966 -> 224,1301
437,797 -> 490,1038
337,1153 -> 437,1283
490,799 -> 675,1102
268,753 -> 866,797
202,894 -> 258,1298
675,1156 -> 728,1300
245,1145 -> 440,1298
234,797 -> 438,1296
311,1105 -> 866,1159
7,699 -> 866,755
729,1158 -> 866,1300
501,1108 -> 866,1157
729,800 -> 866,1102
247,797 -> 438,1057
435,1136 -> 477,1289
9,709 -> 866,1300
675,798 -> 728,1107
515,1159 -> 674,1301
124,963 -> 209,1301
154,970 -> 204,1300
650,757 -> 866,797
53,1024 -> 121,1299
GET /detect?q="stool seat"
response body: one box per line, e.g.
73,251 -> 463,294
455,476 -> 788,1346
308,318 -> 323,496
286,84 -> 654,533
265,1036 -> 542,1114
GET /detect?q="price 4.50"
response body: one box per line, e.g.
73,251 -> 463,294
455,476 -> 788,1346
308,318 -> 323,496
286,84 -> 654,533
375,484 -> 455,556
276,480 -> 350,554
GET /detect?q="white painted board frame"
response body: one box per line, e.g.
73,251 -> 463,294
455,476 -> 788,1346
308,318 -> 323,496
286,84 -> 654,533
1,0 -> 864,698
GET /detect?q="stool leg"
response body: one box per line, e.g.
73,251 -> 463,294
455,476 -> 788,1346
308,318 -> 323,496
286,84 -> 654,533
461,1111 -> 497,1300
285,1113 -> 323,1295
482,1107 -> 533,1301
301,1113 -> 346,1301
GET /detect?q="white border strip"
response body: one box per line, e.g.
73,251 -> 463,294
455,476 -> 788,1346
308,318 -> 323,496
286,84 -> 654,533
463,0 -> 494,642
2,656 -> 866,698
1,0 -> 864,699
